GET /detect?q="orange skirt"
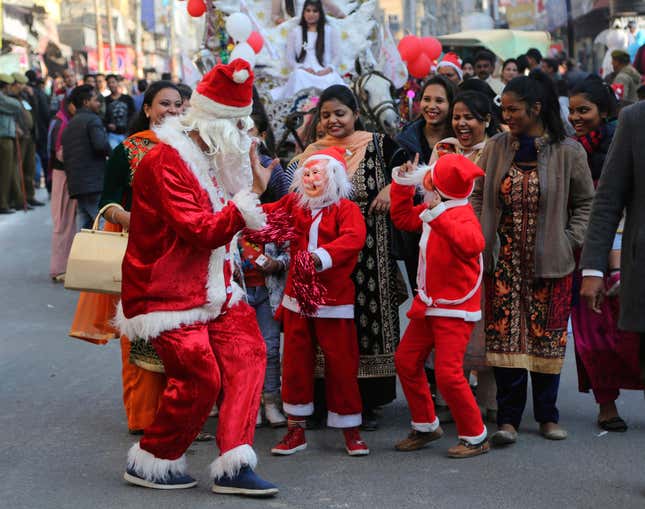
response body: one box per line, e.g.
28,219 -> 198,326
68,221 -> 121,345
120,336 -> 166,430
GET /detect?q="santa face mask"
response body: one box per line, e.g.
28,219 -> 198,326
302,160 -> 330,198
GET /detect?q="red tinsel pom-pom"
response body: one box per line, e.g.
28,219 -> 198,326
243,208 -> 297,244
291,250 -> 326,316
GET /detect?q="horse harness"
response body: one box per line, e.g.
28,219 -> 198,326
352,70 -> 399,129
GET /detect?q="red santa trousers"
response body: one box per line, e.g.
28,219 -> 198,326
131,302 -> 266,479
281,309 -> 362,427
395,316 -> 486,443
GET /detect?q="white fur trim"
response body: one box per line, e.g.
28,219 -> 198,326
231,190 -> 266,230
411,417 -> 440,433
283,402 -> 314,416
327,411 -> 362,428
437,61 -> 463,79
114,300 -> 221,341
282,295 -> 354,319
312,247 -> 332,271
190,91 -> 252,119
232,69 -> 250,84
127,442 -> 187,482
209,444 -> 257,480
419,202 -> 447,222
424,307 -> 482,322
392,164 -> 430,187
459,425 -> 487,445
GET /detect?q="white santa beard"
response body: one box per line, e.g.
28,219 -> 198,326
179,112 -> 254,197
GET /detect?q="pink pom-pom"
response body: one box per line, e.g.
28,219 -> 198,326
243,208 -> 297,244
291,251 -> 326,316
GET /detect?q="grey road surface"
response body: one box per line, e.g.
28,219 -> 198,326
1,194 -> 645,509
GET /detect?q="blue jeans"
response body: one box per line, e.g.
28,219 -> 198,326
494,367 -> 560,429
247,285 -> 281,395
75,192 -> 102,230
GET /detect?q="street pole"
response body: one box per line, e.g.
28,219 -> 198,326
94,0 -> 105,73
106,0 -> 118,73
565,0 -> 575,57
134,0 -> 143,78
169,2 -> 178,79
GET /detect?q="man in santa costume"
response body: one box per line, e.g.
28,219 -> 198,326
261,147 -> 370,456
390,153 -> 489,458
115,58 -> 278,495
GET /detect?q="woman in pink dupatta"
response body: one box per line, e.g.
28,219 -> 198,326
49,97 -> 77,280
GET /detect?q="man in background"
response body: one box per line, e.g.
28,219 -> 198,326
104,74 -> 135,149
62,85 -> 110,229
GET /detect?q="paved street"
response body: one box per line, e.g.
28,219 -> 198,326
2,194 -> 645,509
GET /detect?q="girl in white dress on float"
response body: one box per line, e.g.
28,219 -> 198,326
270,0 -> 346,101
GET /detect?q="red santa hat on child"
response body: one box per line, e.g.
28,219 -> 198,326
189,58 -> 254,118
427,153 -> 484,200
437,52 -> 463,80
296,146 -> 353,203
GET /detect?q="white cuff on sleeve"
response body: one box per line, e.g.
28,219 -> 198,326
419,202 -> 446,223
582,269 -> 604,278
312,247 -> 332,271
231,190 -> 266,231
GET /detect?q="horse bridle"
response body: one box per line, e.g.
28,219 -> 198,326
352,70 -> 399,128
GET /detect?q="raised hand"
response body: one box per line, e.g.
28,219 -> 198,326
250,140 -> 279,195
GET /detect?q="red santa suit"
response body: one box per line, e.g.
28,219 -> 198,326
116,59 -> 270,485
264,148 -> 366,429
390,154 -> 487,444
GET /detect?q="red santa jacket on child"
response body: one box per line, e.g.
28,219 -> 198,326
116,119 -> 266,340
263,193 -> 366,318
390,177 -> 484,322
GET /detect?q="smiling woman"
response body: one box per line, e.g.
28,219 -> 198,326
472,70 -> 595,445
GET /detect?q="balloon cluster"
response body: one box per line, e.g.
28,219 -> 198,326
397,35 -> 443,79
224,12 -> 264,67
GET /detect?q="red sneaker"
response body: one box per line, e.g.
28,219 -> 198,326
343,428 -> 370,456
271,427 -> 307,455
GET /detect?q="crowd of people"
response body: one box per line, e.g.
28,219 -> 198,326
3,0 -> 645,499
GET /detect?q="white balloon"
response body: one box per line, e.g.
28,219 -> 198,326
230,42 -> 256,67
226,12 -> 253,43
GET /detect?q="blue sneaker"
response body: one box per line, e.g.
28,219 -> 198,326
212,466 -> 278,496
124,467 -> 198,490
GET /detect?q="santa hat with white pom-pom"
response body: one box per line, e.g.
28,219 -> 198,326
189,58 -> 254,118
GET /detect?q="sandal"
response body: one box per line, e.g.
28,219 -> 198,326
598,416 -> 628,432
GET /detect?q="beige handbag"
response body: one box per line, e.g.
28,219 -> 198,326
64,204 -> 128,295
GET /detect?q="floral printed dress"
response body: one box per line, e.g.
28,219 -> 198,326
485,145 -> 572,375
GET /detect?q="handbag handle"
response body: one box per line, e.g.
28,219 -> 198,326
93,203 -> 126,231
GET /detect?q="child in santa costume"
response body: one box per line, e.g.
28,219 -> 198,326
262,146 -> 370,456
116,58 -> 278,495
390,153 -> 489,458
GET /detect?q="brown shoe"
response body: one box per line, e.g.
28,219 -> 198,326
447,439 -> 490,458
395,428 -> 444,451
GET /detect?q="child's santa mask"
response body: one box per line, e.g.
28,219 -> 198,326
293,146 -> 353,209
302,160 -> 331,198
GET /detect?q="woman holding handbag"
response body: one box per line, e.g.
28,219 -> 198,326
69,81 -> 183,433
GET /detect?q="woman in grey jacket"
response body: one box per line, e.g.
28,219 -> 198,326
471,71 -> 594,446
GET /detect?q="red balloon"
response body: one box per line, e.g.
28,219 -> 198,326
420,36 -> 442,60
187,0 -> 206,17
397,35 -> 422,63
247,31 -> 264,54
407,54 -> 432,79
